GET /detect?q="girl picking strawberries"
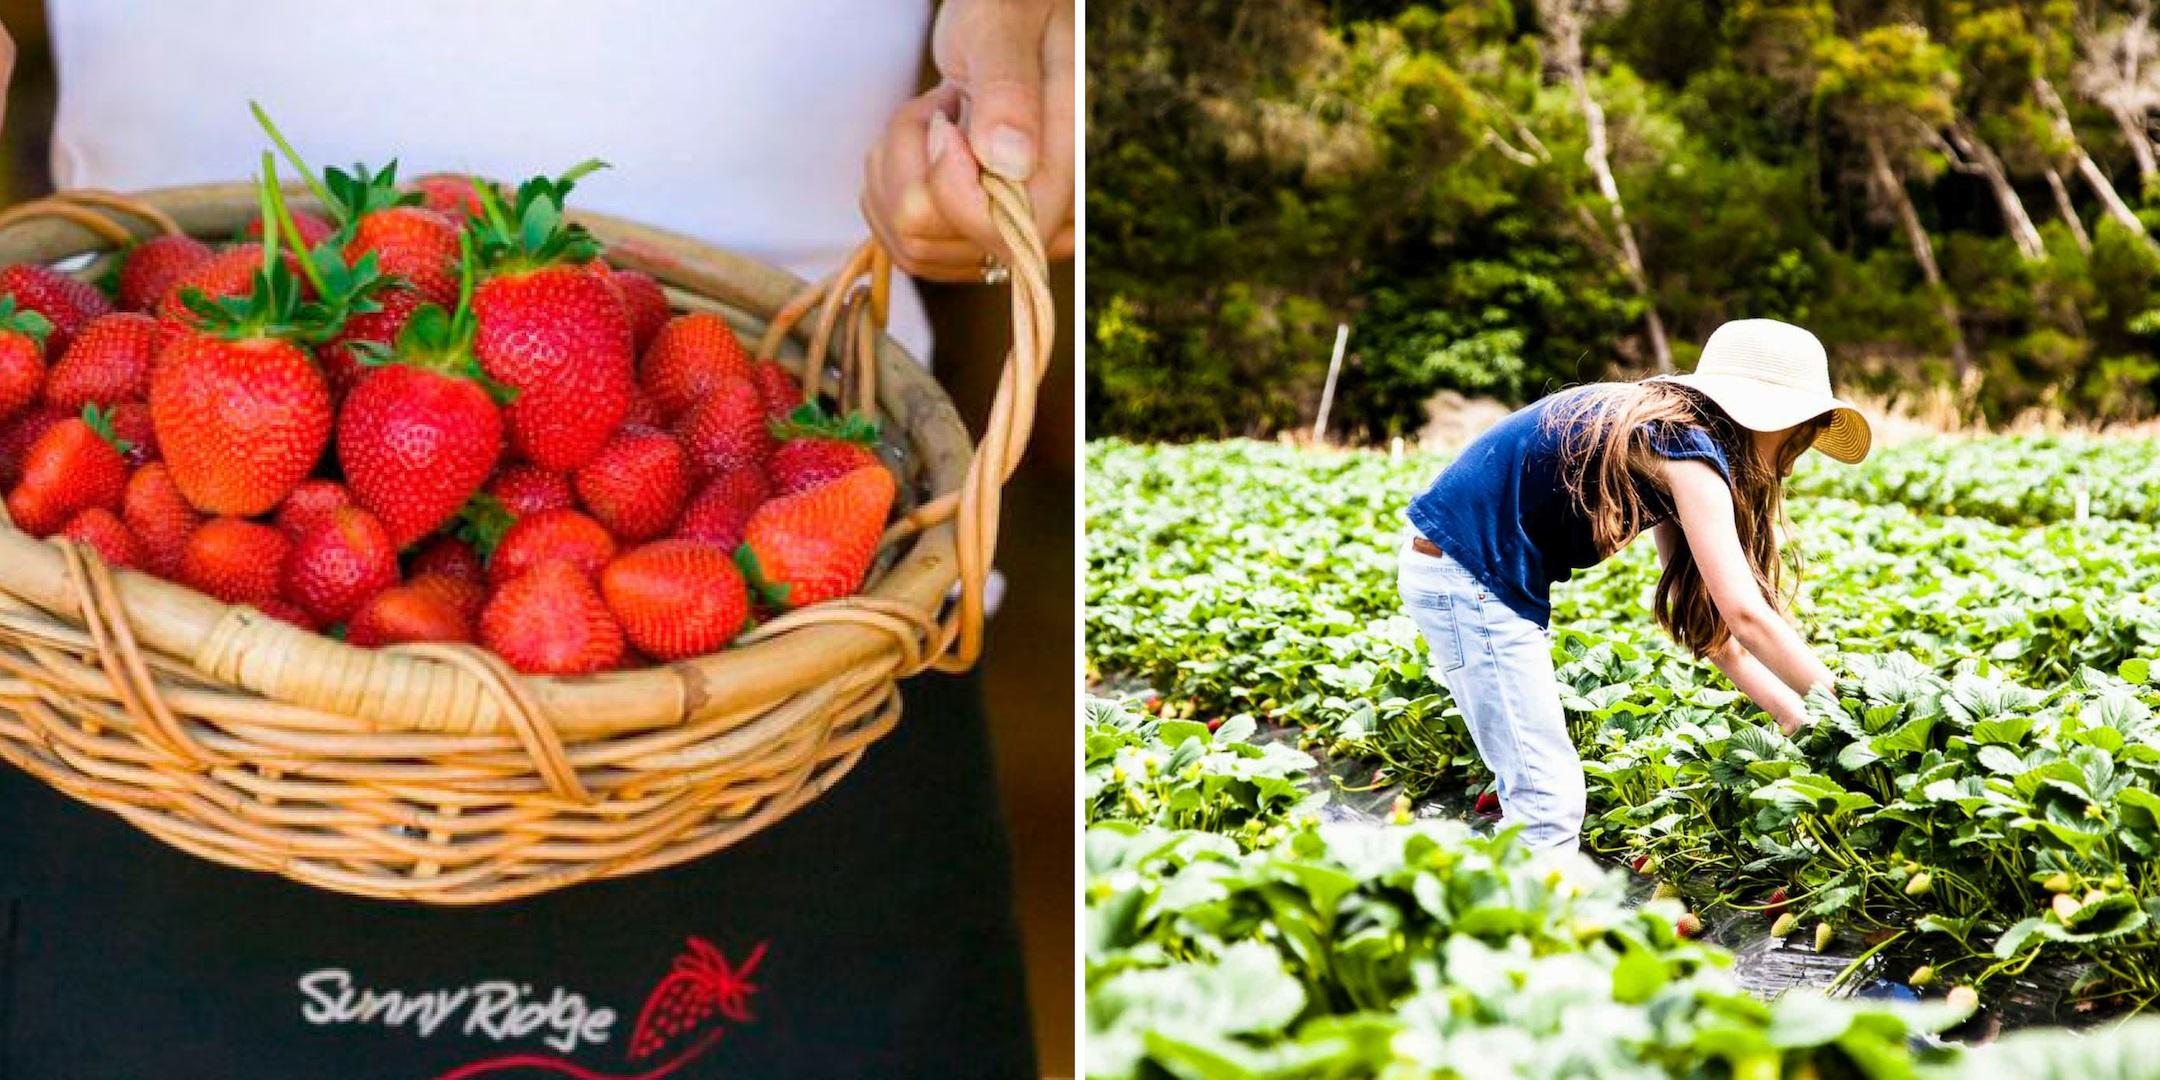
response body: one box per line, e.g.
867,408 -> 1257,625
1398,319 -> 1871,852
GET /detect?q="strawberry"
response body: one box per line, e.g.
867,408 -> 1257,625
46,312 -> 163,411
318,283 -> 427,399
0,263 -> 111,357
107,402 -> 158,466
408,173 -> 490,221
123,463 -> 204,577
0,297 -> 53,424
410,569 -> 486,622
0,405 -> 66,490
574,425 -> 691,542
282,507 -> 400,623
178,517 -> 290,607
1474,790 -> 1501,816
750,359 -> 801,422
154,245 -> 300,330
486,464 -> 577,518
768,405 -> 882,496
641,312 -> 752,421
338,303 -> 506,548
116,234 -> 214,312
350,207 -> 460,308
487,507 -> 617,586
347,580 -> 473,647
273,480 -> 356,541
6,407 -> 130,536
480,560 -> 626,675
59,507 -> 143,570
256,596 -> 322,632
1764,887 -> 1790,920
677,377 -> 773,478
601,540 -> 749,660
1675,912 -> 1704,939
623,386 -> 668,428
467,165 -> 633,471
409,535 -> 484,584
737,466 -> 894,608
613,270 -> 670,353
674,467 -> 769,552
245,209 -> 336,248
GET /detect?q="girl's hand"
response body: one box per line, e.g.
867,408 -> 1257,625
861,0 -> 1076,281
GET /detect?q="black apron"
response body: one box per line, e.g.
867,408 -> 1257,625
0,670 -> 1035,1080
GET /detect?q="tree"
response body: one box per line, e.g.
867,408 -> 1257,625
2073,0 -> 2160,191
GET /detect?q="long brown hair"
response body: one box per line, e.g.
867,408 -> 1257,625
1541,381 -> 1824,658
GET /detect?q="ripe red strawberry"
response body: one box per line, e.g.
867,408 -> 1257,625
256,596 -> 322,632
642,312 -> 754,422
6,408 -> 130,537
116,235 -> 215,312
123,463 -> 203,577
480,560 -> 626,675
677,378 -> 773,478
488,508 -> 618,586
0,263 -> 111,358
1764,887 -> 1791,921
106,402 -> 158,466
152,332 -> 331,515
768,406 -> 882,497
283,507 -> 400,623
350,207 -> 460,308
0,298 -> 52,425
318,284 -> 428,399
674,467 -> 769,552
59,507 -> 143,570
613,270 -> 670,353
738,466 -> 895,608
338,338 -> 505,547
409,535 -> 484,584
574,425 -> 691,542
487,464 -> 577,517
245,209 -> 336,249
750,359 -> 800,422
273,480 -> 356,541
178,517 -> 290,607
154,245 -> 277,330
623,386 -> 668,429
0,404 -> 66,490
468,167 -> 633,471
347,580 -> 473,647
408,174 -> 489,221
46,312 -> 162,411
601,540 -> 749,660
1474,791 -> 1501,816
410,569 -> 486,622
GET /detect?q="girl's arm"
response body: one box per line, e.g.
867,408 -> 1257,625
1651,522 -> 1812,734
1656,464 -> 1837,717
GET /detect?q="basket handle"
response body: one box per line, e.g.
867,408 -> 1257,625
0,189 -> 186,244
759,174 -> 1055,673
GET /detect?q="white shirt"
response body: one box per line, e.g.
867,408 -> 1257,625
45,0 -> 934,356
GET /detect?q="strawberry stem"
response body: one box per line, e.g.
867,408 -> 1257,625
249,102 -> 337,214
262,153 -> 332,300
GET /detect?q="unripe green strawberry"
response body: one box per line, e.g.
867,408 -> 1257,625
601,540 -> 749,660
640,312 -> 753,421
1945,985 -> 1978,1012
152,332 -> 331,516
179,517 -> 290,607
283,507 -> 401,624
2042,871 -> 2072,893
1905,871 -> 1933,896
116,234 -> 214,312
2053,892 -> 2082,921
47,312 -> 163,412
574,425 -> 691,542
1814,922 -> 1834,952
1909,964 -> 1936,988
738,466 -> 895,608
1651,881 -> 1682,901
1770,912 -> 1797,938
480,559 -> 625,675
59,507 -> 143,570
6,408 -> 129,537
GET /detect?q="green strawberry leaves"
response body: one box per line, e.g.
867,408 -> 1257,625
0,296 -> 54,349
186,154 -> 389,345
79,404 -> 132,457
467,160 -> 609,273
770,401 -> 881,445
732,545 -> 792,609
453,493 -> 518,560
252,100 -> 417,226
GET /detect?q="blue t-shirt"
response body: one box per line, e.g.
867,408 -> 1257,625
1407,391 -> 1733,626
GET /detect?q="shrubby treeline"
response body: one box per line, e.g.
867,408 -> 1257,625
1087,0 -> 2160,439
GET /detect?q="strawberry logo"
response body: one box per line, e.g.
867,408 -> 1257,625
627,938 -> 767,1062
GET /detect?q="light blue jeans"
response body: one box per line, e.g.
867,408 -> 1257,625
1396,534 -> 1585,852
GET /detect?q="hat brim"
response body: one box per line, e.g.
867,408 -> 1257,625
1648,372 -> 1872,464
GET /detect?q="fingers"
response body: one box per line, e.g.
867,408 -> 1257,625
862,89 -> 992,280
935,0 -> 1052,181
0,24 -> 16,136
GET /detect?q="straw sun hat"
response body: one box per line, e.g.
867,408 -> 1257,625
1650,318 -> 1872,464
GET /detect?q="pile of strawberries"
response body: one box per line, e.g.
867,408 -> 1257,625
0,110 -> 897,675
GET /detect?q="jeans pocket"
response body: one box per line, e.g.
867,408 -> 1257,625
1403,586 -> 1469,673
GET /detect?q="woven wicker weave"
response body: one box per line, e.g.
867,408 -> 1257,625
0,174 -> 1052,903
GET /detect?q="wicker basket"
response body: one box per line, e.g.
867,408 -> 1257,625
0,175 -> 1052,903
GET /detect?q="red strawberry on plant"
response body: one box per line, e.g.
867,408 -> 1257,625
467,164 -> 634,471
486,507 -> 618,586
409,534 -> 484,585
768,404 -> 882,496
574,425 -> 691,542
0,263 -> 112,357
47,312 -> 162,412
677,377 -> 773,479
273,480 -> 356,541
1765,887 -> 1791,920
0,404 -> 66,490
601,540 -> 749,660
737,466 -> 895,608
123,463 -> 203,577
750,359 -> 801,422
0,297 -> 53,424
178,517 -> 290,607
347,580 -> 473,647
338,283 -> 508,548
6,406 -> 130,537
152,157 -> 386,516
1473,790 -> 1501,816
480,559 -> 626,675
487,464 -> 577,518
59,507 -> 143,569
283,507 -> 400,624
613,270 -> 670,353
641,312 -> 753,422
674,467 -> 769,552
116,234 -> 213,312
